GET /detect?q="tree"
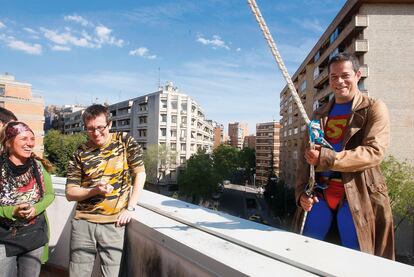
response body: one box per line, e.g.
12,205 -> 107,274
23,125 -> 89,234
238,147 -> 256,184
143,143 -> 177,184
381,156 -> 414,231
44,130 -> 87,176
264,175 -> 296,228
178,148 -> 219,202
212,144 -> 239,181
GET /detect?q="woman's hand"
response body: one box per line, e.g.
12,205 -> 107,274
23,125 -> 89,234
20,206 -> 36,220
12,203 -> 34,220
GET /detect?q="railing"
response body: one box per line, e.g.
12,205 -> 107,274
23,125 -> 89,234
45,177 -> 414,276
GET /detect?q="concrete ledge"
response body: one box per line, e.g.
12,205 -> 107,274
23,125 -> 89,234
46,180 -> 414,276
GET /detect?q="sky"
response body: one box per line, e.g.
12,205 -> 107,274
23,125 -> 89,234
0,0 -> 346,133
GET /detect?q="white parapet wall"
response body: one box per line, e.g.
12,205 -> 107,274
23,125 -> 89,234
47,177 -> 414,276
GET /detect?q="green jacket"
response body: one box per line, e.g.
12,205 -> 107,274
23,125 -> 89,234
0,162 -> 55,263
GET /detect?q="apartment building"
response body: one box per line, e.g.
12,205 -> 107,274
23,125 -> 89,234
45,105 -> 85,132
212,122 -> 224,149
279,0 -> 414,187
64,109 -> 85,134
0,73 -> 44,155
63,82 -> 214,188
243,135 -> 256,149
228,122 -> 248,149
255,122 -> 281,186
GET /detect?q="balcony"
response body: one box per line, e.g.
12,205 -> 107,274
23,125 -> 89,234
314,14 -> 368,70
355,14 -> 368,28
353,39 -> 369,53
313,67 -> 328,88
43,178 -> 414,276
359,64 -> 369,78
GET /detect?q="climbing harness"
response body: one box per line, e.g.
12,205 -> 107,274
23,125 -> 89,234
246,0 -> 333,234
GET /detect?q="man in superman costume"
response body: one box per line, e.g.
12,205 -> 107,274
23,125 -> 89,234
293,53 -> 394,259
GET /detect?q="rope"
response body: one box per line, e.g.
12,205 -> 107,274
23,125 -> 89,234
246,0 -> 315,234
246,0 -> 310,125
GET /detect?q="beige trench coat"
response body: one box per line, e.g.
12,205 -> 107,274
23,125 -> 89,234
292,91 -> 395,260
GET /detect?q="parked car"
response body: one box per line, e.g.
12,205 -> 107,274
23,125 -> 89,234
248,214 -> 262,223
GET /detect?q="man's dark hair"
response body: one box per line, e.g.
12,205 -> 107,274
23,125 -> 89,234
0,107 -> 17,124
82,104 -> 110,125
328,52 -> 360,73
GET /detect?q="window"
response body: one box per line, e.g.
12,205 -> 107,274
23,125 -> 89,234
300,80 -> 307,92
161,114 -> 167,122
314,51 -> 320,63
138,129 -> 147,137
293,150 -> 298,160
139,103 -> 148,111
171,115 -> 177,123
358,79 -> 365,91
120,119 -> 130,126
161,99 -> 167,109
171,101 -> 178,110
181,143 -> 186,151
180,129 -> 187,138
181,103 -> 187,111
0,85 -> 5,95
329,48 -> 339,60
330,28 -> 339,44
313,67 -> 320,80
180,157 -> 186,164
139,116 -> 147,124
181,116 -> 187,124
160,128 -> 166,137
171,143 -> 176,150
170,130 -> 177,137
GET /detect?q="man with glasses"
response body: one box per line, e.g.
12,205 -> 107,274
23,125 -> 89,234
66,104 -> 146,276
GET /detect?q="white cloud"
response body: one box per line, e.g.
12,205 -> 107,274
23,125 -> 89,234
196,35 -> 230,50
129,47 -> 157,59
95,25 -> 124,47
0,35 -> 42,55
51,45 -> 71,51
40,27 -> 97,48
236,48 -> 241,52
39,22 -> 124,51
64,14 -> 90,26
0,21 -> 6,29
23,27 -> 37,34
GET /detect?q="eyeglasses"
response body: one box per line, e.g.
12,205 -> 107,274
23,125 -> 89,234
85,124 -> 108,133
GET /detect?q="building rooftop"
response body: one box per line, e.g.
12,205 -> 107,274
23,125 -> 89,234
46,177 -> 414,276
